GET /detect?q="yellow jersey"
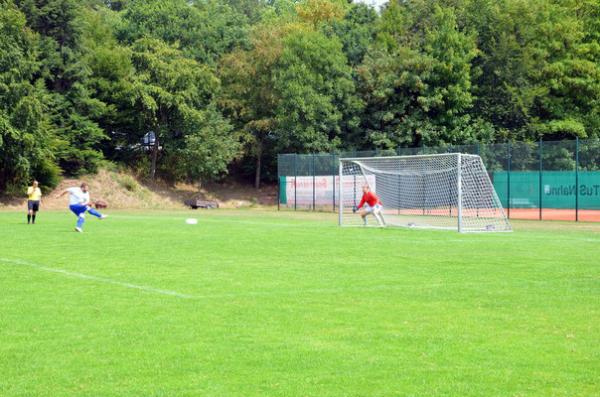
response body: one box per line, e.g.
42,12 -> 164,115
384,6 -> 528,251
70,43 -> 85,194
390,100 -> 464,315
27,187 -> 42,201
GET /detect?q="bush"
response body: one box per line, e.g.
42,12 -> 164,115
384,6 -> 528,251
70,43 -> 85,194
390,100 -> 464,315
31,159 -> 62,193
116,174 -> 138,192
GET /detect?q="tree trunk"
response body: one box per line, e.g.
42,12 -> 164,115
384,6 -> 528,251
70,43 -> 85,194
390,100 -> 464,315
150,135 -> 159,180
254,153 -> 262,189
254,142 -> 262,189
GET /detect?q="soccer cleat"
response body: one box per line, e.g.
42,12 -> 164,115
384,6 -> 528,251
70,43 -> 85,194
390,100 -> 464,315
99,215 -> 108,220
75,227 -> 83,233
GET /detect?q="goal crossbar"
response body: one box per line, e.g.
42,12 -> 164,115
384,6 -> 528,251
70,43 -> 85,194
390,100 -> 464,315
340,153 -> 481,162
351,161 -> 457,177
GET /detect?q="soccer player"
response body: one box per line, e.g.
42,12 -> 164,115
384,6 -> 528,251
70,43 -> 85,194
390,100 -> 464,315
58,183 -> 107,232
26,180 -> 42,224
356,184 -> 386,227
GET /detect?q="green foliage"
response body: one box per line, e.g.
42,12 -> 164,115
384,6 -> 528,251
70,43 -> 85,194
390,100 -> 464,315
180,106 -> 240,181
126,38 -> 239,181
273,29 -> 359,152
14,0 -> 108,176
55,113 -> 105,175
219,11 -> 361,185
328,3 -> 378,66
1,0 -> 600,189
222,0 -> 268,23
464,0 -> 600,140
119,0 -> 249,64
0,1 -> 60,192
295,0 -> 348,27
115,172 -> 138,192
357,4 -> 481,149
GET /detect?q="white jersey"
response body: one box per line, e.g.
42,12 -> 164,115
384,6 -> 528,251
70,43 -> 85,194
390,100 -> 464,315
67,187 -> 90,206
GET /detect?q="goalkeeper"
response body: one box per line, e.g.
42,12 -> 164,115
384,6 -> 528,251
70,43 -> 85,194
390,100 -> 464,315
356,185 -> 386,227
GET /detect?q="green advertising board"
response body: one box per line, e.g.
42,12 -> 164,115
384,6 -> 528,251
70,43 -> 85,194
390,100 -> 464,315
279,176 -> 287,205
493,171 -> 600,209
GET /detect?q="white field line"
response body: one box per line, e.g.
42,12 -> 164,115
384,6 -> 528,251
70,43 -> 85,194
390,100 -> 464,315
0,257 -> 195,299
2,257 -> 596,302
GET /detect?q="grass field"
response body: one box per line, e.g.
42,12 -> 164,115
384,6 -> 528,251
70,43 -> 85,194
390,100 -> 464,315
0,209 -> 598,396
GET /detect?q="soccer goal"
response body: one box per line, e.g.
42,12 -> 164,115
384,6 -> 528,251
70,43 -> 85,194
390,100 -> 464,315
339,153 -> 511,232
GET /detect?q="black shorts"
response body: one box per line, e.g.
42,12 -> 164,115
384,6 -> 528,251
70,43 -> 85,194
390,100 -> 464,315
28,200 -> 40,212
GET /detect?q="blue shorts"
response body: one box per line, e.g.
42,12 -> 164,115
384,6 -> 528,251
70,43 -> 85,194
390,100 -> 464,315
69,204 -> 88,216
28,200 -> 40,211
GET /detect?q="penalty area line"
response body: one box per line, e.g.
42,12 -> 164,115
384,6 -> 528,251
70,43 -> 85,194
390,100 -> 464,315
0,257 -> 195,299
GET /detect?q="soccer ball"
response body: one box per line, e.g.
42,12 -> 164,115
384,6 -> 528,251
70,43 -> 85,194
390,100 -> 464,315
185,218 -> 198,225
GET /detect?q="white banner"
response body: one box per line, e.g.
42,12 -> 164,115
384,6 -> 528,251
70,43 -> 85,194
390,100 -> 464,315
284,175 -> 376,207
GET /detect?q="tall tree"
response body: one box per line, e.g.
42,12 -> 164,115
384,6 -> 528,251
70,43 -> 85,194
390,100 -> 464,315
219,23 -> 289,188
0,1 -> 60,192
220,3 -> 361,187
328,2 -> 378,67
119,0 -> 249,65
273,28 -> 360,152
128,38 -> 239,181
15,0 -> 107,175
357,3 -> 481,149
466,0 -> 600,140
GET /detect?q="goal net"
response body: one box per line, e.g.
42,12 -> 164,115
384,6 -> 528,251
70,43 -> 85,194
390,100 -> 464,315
339,153 -> 511,232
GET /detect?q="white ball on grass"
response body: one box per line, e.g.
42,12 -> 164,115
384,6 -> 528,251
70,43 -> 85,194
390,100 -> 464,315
185,218 -> 198,225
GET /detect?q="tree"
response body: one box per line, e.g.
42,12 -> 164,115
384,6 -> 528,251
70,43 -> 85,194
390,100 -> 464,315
222,0 -> 268,23
357,3 -> 481,149
0,1 -> 60,192
180,105 -> 240,181
78,5 -> 138,161
296,0 -> 348,28
219,23 -> 288,188
465,0 -> 600,140
328,2 -> 378,67
3,0 -> 600,192
128,38 -> 239,181
119,0 -> 249,65
220,5 -> 361,188
273,28 -> 361,152
15,0 -> 107,175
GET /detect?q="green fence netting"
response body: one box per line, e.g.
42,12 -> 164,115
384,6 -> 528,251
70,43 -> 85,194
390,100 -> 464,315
277,138 -> 600,221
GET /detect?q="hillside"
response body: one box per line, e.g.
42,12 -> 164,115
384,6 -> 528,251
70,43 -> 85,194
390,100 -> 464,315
0,169 -> 276,211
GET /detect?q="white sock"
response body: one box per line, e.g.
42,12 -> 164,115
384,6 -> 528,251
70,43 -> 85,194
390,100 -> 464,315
375,212 -> 385,226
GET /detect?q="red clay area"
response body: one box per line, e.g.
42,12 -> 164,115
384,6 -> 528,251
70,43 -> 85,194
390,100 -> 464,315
507,208 -> 600,222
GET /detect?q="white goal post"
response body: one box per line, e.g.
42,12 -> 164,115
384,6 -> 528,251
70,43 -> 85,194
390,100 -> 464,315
338,153 -> 512,232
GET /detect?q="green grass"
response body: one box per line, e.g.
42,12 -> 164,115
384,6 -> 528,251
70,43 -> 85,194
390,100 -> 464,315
0,210 -> 598,396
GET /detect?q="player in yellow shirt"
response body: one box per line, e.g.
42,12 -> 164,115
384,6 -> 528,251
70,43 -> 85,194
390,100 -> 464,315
27,180 -> 42,224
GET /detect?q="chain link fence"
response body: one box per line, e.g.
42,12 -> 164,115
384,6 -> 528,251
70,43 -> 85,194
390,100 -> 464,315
277,138 -> 600,222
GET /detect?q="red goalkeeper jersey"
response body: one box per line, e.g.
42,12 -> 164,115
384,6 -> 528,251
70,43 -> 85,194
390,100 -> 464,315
357,191 -> 381,209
